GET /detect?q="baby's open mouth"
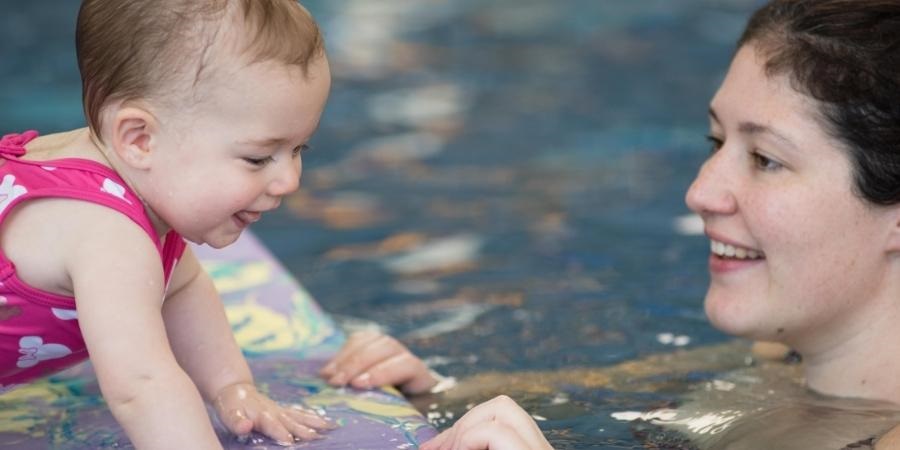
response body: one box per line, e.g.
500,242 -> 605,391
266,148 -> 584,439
235,210 -> 262,225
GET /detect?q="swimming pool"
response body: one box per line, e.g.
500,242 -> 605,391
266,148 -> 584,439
0,0 -> 767,447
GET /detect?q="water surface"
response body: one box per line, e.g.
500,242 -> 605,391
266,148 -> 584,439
0,1 -> 772,447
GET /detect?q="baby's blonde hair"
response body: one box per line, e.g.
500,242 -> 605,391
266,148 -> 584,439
76,0 -> 325,137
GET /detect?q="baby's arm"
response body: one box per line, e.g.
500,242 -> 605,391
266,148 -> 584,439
321,329 -> 442,394
69,207 -> 222,448
160,248 -> 250,404
162,247 -> 332,443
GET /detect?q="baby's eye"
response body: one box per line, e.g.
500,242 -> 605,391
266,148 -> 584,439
292,144 -> 311,158
705,135 -> 723,155
752,152 -> 782,171
243,156 -> 274,167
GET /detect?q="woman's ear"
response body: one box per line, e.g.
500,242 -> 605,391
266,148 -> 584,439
885,207 -> 900,254
108,103 -> 158,170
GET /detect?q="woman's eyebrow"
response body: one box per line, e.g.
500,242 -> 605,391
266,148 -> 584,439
708,107 -> 798,150
737,122 -> 798,150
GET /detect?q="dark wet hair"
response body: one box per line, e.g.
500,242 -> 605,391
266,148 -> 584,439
738,0 -> 900,205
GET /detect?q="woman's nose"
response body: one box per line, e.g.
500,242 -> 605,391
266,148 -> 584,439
685,151 -> 737,216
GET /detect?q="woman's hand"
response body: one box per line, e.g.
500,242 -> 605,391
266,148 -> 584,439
320,330 -> 439,394
213,382 -> 334,445
421,395 -> 553,450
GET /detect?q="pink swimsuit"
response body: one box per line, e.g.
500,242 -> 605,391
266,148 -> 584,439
0,131 -> 186,391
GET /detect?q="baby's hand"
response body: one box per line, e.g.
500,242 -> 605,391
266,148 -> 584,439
213,382 -> 334,445
421,395 -> 554,450
320,330 -> 438,394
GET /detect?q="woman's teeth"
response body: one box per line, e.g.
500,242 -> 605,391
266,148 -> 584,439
710,240 -> 763,260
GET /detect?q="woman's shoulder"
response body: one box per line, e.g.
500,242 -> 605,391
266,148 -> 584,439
653,362 -> 900,450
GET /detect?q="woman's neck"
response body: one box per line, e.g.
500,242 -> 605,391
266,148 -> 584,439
798,283 -> 900,404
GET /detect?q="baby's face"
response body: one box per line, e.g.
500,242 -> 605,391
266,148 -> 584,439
142,55 -> 331,248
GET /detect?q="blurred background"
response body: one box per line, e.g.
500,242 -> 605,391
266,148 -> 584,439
1,1 -> 766,447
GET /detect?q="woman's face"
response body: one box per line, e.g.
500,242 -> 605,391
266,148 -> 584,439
685,44 -> 897,351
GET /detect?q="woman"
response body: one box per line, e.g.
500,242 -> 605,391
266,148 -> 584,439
421,1 -> 900,448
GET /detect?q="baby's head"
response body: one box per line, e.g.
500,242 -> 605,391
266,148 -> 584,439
76,0 -> 325,140
75,0 -> 331,248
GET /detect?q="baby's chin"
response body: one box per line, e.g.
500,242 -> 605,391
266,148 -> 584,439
186,231 -> 242,249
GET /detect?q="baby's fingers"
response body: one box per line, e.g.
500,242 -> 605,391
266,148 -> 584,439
219,407 -> 254,437
278,411 -> 326,442
284,405 -> 336,430
256,411 -> 297,446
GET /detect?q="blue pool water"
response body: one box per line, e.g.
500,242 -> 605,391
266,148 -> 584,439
1,1 -> 770,447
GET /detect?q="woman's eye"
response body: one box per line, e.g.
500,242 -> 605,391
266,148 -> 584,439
243,156 -> 274,166
705,135 -> 723,155
752,152 -> 782,171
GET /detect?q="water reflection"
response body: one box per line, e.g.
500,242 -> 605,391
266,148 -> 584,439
0,0 -> 777,447
284,1 -> 772,447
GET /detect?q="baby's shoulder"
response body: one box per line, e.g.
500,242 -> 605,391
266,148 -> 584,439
1,198 -> 155,297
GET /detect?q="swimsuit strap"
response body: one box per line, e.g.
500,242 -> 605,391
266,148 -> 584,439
0,131 -> 39,158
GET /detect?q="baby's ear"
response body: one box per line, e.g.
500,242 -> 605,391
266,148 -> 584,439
108,102 -> 157,170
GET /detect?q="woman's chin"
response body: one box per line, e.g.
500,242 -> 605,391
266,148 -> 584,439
704,298 -> 760,338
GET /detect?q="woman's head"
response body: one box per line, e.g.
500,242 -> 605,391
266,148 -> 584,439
737,0 -> 900,206
685,0 -> 900,353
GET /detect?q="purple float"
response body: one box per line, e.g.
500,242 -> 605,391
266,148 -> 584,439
0,232 -> 436,449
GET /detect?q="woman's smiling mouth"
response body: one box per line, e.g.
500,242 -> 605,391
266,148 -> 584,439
710,239 -> 765,260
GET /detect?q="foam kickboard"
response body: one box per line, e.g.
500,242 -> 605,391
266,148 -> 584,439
0,232 -> 436,449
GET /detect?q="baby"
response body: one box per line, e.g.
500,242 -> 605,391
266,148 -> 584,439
0,0 -> 333,447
